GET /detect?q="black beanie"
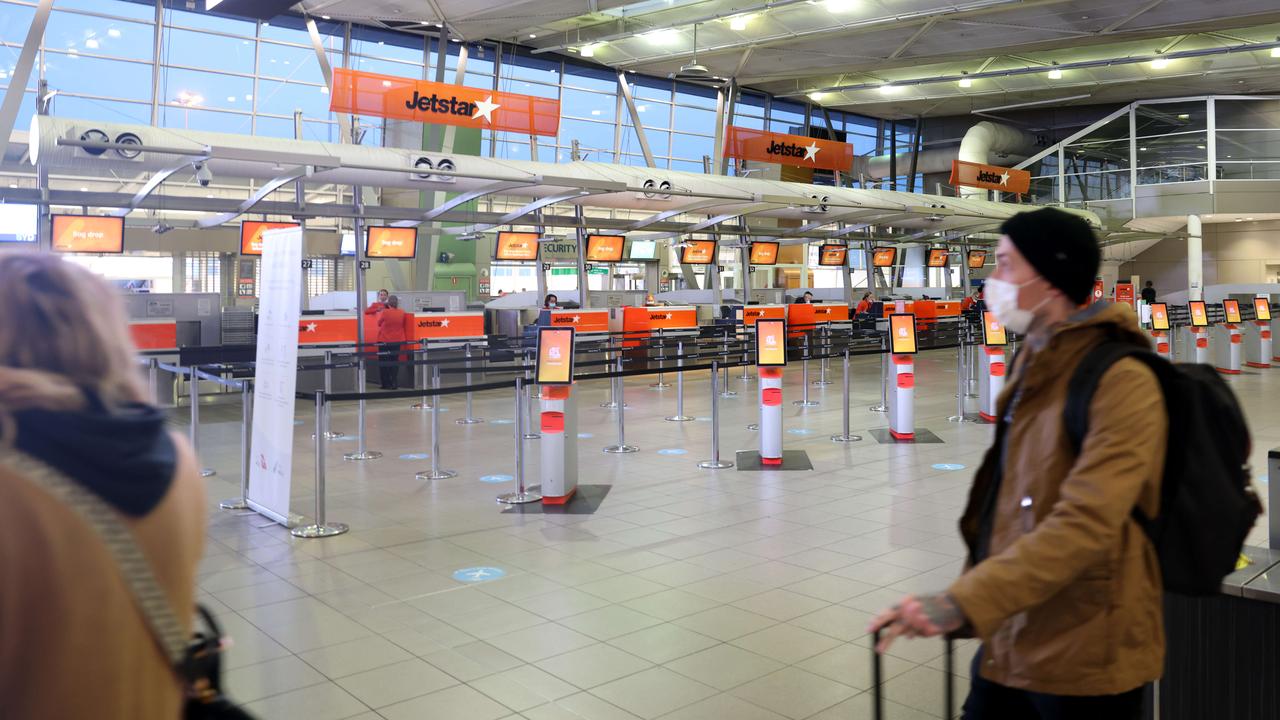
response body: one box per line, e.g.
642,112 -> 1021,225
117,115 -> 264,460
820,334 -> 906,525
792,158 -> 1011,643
999,207 -> 1100,305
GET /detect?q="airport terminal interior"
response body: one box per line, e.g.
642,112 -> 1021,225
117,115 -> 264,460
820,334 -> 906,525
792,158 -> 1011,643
6,0 -> 1280,717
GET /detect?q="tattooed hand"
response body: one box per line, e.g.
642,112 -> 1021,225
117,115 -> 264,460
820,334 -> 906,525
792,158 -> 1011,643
866,593 -> 966,654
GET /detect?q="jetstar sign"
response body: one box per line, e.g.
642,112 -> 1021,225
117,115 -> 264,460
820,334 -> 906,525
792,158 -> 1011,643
723,126 -> 853,172
949,159 -> 1031,194
329,67 -> 560,137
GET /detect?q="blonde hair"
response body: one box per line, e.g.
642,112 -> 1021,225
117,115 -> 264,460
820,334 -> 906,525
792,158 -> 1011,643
0,253 -> 146,411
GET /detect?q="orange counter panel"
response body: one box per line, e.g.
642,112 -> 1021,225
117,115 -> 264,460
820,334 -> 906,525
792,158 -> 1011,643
810,304 -> 850,322
410,312 -> 485,340
880,301 -> 960,318
741,305 -> 787,326
299,312 -> 484,345
300,317 -> 359,345
130,321 -> 177,351
547,309 -> 610,332
623,306 -> 698,332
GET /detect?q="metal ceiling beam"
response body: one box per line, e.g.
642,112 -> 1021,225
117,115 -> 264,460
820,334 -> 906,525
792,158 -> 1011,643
195,166 -> 315,228
0,0 -> 51,156
109,161 -> 203,217
825,213 -> 917,238
625,198 -> 738,230
444,189 -> 597,234
889,18 -> 938,60
390,180 -> 532,227
1100,0 -> 1165,34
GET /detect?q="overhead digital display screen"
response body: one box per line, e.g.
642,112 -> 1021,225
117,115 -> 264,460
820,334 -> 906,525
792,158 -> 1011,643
495,231 -> 540,261
872,247 -> 897,267
749,241 -> 779,265
51,215 -> 124,254
366,226 -> 417,258
0,203 -> 37,243
680,239 -> 717,265
968,250 -> 988,269
927,249 -> 950,268
240,221 -> 299,256
818,245 -> 848,266
628,239 -> 657,260
585,234 -> 625,263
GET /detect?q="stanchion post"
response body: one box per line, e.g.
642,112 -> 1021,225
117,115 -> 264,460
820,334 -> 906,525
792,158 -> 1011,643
314,350 -> 345,439
604,352 -> 638,454
650,329 -> 670,388
411,343 -> 433,410
794,333 -> 818,407
948,326 -> 973,423
457,342 -> 484,424
188,367 -> 216,478
832,348 -> 862,442
417,365 -> 458,480
344,345 -> 382,461
148,357 -> 159,405
698,361 -> 734,469
523,347 -> 541,439
292,391 -> 349,538
666,339 -> 693,422
220,379 -> 253,510
870,336 -> 889,412
814,323 -> 834,386
497,376 -> 542,504
720,328 -> 737,397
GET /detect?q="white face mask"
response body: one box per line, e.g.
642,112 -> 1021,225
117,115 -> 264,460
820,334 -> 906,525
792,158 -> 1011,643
984,277 -> 1049,334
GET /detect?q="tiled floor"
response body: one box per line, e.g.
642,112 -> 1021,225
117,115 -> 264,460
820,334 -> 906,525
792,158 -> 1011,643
188,348 -> 1280,719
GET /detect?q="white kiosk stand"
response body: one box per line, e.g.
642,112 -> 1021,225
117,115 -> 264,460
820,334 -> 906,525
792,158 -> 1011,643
756,319 -> 787,466
534,327 -> 578,505
1246,299 -> 1273,369
1188,301 -> 1211,365
1153,331 -> 1172,361
977,313 -> 1008,423
1215,301 -> 1243,375
887,314 -> 917,441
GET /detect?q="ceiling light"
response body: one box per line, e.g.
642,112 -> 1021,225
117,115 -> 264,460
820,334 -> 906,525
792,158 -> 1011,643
1272,47 -> 1280,58
811,0 -> 857,12
958,77 -> 972,88
1197,144 -> 1205,149
79,187 -> 87,192
728,14 -> 754,31
382,80 -> 392,87
1247,217 -> 1255,221
107,28 -> 120,38
528,34 -> 537,38
84,37 -> 99,49
1139,146 -> 1147,151
579,42 -> 603,57
642,28 -> 680,44
1047,67 -> 1063,80
321,15 -> 330,19
1235,218 -> 1244,222
879,84 -> 900,95
1178,114 -> 1189,119
808,91 -> 827,102
1150,56 -> 1169,70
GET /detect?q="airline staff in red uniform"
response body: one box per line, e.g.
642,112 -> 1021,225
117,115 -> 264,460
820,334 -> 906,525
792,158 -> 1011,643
855,292 -> 873,315
376,295 -> 408,389
365,288 -> 389,315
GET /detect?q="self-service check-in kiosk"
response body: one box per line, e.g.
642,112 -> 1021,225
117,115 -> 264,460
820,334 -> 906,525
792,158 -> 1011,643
1215,300 -> 1243,375
1246,298 -> 1273,369
1150,303 -> 1172,361
536,327 -> 578,504
887,314 -> 917,440
978,312 -> 1008,423
1188,301 -> 1211,365
755,319 -> 787,465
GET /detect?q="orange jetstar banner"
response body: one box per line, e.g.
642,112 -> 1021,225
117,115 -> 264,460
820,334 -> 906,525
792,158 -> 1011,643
723,126 -> 853,173
330,67 -> 560,137
949,159 -> 1031,194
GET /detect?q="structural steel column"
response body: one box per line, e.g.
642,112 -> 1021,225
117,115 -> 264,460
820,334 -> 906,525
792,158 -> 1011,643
1187,214 -> 1203,301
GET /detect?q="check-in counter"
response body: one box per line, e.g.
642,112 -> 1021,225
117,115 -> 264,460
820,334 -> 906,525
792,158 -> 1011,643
130,319 -> 178,351
538,308 -> 611,334
738,304 -> 787,326
297,311 -> 485,347
618,305 -> 699,348
879,300 -> 962,319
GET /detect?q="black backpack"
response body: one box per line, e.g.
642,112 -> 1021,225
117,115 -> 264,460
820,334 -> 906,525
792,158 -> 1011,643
1064,343 -> 1261,596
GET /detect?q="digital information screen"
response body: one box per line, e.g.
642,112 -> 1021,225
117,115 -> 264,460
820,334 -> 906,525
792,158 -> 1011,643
628,239 -> 657,260
51,215 -> 125,254
927,248 -> 949,268
1150,303 -> 1170,331
535,326 -> 575,385
889,313 -> 918,354
1223,299 -> 1242,324
1255,297 -> 1272,322
240,221 -> 299,256
366,226 -> 417,258
680,239 -> 717,265
1189,300 -> 1210,327
0,203 -> 37,243
982,311 -> 1007,346
818,245 -> 848,266
755,319 -> 787,367
968,250 -> 988,269
495,231 -> 540,261
872,247 -> 897,267
585,234 -> 625,263
749,241 -> 779,265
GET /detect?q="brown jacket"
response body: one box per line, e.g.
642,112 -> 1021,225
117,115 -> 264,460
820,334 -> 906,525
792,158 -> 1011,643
949,302 -> 1166,696
0,434 -> 206,719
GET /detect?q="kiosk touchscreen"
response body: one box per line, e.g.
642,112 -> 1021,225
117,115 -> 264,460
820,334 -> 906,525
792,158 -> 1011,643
1189,300 -> 1210,327
756,319 -> 787,366
536,327 -> 575,384
982,311 -> 1007,346
1223,299 -> 1242,324
1256,298 -> 1273,322
890,313 -> 918,354
750,241 -> 779,265
818,245 -> 847,266
1150,303 -> 1170,331
927,249 -> 949,268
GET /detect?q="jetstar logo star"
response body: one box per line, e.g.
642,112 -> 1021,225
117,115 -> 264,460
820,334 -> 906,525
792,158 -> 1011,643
976,169 -> 1012,186
303,322 -> 318,333
766,140 -> 821,163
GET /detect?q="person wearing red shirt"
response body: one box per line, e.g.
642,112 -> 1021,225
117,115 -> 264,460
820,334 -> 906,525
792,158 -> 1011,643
365,288 -> 389,315
855,292 -> 873,315
961,287 -> 983,312
376,295 -> 407,389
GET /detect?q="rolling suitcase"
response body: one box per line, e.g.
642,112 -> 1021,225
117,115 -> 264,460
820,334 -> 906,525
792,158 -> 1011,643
871,629 -> 956,720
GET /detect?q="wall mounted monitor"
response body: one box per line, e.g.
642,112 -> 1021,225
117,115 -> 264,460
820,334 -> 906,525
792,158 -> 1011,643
1255,297 -> 1272,322
1223,299 -> 1242,324
968,249 -> 988,269
1188,300 -> 1210,327
872,247 -> 897,267
755,319 -> 787,367
818,245 -> 848,266
889,313 -> 918,354
585,234 -> 625,263
51,214 -> 124,254
982,311 -> 1008,346
339,231 -> 356,256
0,203 -> 37,243
366,226 -> 417,259
535,326 -> 575,385
749,241 -> 779,265
627,239 -> 657,260
680,239 -> 717,265
1150,303 -> 1170,331
927,248 -> 950,268
240,221 -> 299,256
495,231 -> 540,261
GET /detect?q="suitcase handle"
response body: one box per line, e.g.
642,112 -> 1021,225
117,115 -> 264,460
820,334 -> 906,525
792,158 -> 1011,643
871,629 -> 955,720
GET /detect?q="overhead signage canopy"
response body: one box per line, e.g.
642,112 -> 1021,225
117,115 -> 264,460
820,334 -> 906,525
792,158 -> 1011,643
950,159 -> 1031,194
329,68 -> 561,137
723,126 -> 854,173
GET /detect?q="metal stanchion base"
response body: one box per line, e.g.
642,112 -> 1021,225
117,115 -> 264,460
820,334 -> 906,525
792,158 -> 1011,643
291,522 -> 349,538
792,400 -> 819,407
456,417 -> 485,424
947,415 -> 975,424
343,450 -> 383,461
698,459 -> 734,469
313,431 -> 345,439
218,497 -> 249,510
665,415 -> 693,422
812,380 -> 834,386
200,468 -> 216,478
746,423 -> 759,430
416,469 -> 458,480
522,432 -> 541,440
869,404 -> 888,413
497,489 -> 542,505
599,402 -> 629,408
603,445 -> 639,454
831,434 -> 863,443
410,401 -> 435,410
650,381 -> 671,388
720,390 -> 738,398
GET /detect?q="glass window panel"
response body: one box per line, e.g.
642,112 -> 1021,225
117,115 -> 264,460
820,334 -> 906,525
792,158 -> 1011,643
349,55 -> 422,79
351,25 -> 424,64
500,79 -> 559,99
46,12 -> 150,61
730,113 -> 764,130
255,79 -> 330,118
622,153 -> 666,168
258,18 -> 326,44
563,62 -> 615,92
0,51 -> 37,90
453,48 -> 494,76
159,67 -> 254,111
258,41 -> 326,82
56,0 -> 153,21
495,140 -> 530,159
303,120 -> 341,143
164,7 -> 255,34
631,80 -> 671,103
160,106 -> 252,134
164,27 -> 255,75
357,124 -> 382,146
45,53 -> 151,101
672,104 -> 716,135
675,82 -> 718,109
0,89 -> 34,131
577,148 -> 613,163
463,72 -> 493,90
627,101 -> 670,129
670,159 -> 706,173
562,88 -> 615,121
500,52 -> 560,83
559,118 -> 614,150
1135,101 -> 1206,136
0,2 -> 33,44
627,127 -> 669,156
1216,99 -> 1280,131
254,115 -> 296,138
670,132 -> 712,160
54,95 -> 150,124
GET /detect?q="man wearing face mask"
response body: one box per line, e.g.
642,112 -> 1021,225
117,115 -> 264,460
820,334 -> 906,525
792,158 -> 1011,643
868,207 -> 1166,719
